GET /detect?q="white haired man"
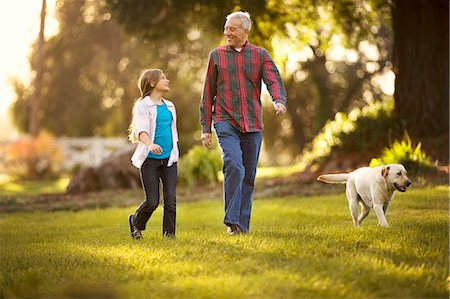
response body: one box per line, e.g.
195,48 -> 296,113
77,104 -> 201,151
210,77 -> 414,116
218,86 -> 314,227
200,11 -> 287,235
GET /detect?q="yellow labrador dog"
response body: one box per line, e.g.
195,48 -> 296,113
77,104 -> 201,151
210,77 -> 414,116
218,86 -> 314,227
317,164 -> 411,227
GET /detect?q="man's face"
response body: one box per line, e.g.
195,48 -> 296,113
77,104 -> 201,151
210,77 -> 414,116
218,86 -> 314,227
223,17 -> 248,48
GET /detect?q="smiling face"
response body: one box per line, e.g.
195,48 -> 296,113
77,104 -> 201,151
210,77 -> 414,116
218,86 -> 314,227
383,164 -> 412,192
153,73 -> 170,92
223,17 -> 249,48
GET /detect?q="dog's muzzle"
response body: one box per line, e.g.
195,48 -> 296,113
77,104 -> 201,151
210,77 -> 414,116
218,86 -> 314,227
394,180 -> 411,192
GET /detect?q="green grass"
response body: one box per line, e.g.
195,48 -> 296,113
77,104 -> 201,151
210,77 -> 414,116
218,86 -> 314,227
0,177 -> 70,196
0,186 -> 448,298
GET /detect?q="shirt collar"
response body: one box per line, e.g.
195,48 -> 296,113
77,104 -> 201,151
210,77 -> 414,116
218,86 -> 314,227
227,40 -> 250,52
142,96 -> 173,108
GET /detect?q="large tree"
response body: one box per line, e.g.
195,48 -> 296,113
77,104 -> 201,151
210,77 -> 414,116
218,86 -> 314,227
392,0 -> 449,137
29,0 -> 47,136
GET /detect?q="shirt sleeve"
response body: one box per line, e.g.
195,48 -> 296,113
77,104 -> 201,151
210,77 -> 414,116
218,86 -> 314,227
171,104 -> 179,143
261,49 -> 287,106
134,102 -> 151,140
200,50 -> 217,134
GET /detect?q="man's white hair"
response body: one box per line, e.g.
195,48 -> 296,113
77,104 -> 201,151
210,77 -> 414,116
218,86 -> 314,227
226,11 -> 252,31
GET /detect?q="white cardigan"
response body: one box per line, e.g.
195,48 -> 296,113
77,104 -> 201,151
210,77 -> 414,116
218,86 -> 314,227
130,96 -> 179,168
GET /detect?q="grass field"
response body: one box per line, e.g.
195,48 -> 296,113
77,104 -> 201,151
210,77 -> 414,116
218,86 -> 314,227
0,185 -> 448,298
0,177 -> 70,196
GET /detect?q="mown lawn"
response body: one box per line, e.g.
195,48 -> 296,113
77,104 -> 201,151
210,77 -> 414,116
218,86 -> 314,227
0,185 -> 448,298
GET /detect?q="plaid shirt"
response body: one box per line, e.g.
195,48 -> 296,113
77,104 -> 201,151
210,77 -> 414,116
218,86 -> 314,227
200,41 -> 287,133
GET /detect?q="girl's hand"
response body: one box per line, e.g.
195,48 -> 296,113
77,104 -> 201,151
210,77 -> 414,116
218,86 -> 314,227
148,143 -> 163,155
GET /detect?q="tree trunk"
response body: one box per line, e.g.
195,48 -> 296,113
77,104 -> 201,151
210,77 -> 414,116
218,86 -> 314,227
392,0 -> 449,137
307,46 -> 333,134
285,78 -> 306,149
29,0 -> 46,137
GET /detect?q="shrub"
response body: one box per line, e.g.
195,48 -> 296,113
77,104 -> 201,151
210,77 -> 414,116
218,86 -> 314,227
178,145 -> 222,186
4,132 -> 63,180
299,98 -> 399,169
370,132 -> 434,174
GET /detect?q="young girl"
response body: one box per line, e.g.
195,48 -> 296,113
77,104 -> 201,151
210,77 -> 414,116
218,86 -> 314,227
128,69 -> 179,239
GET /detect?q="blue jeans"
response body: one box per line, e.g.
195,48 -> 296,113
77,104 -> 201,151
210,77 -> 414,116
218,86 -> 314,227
133,158 -> 177,236
214,121 -> 262,232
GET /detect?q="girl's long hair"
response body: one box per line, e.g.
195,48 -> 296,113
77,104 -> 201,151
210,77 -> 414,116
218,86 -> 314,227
127,69 -> 163,143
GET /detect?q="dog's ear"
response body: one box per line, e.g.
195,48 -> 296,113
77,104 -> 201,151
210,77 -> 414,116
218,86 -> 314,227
381,166 -> 390,178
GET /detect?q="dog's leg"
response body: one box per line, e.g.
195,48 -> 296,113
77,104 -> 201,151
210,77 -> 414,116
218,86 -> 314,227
382,202 -> 389,214
346,183 -> 359,226
373,204 -> 389,227
357,201 -> 370,226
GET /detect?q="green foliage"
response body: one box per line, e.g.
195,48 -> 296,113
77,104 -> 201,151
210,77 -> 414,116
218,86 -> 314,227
329,0 -> 392,47
107,0 -> 227,41
300,98 -> 399,168
12,0 -> 145,137
338,102 -> 397,151
9,79 -> 32,133
0,186 -> 448,298
13,0 -> 400,167
370,132 -> 434,173
12,0 -> 220,149
13,0 -> 395,166
3,133 -> 63,180
179,145 -> 222,186
107,0 -> 394,164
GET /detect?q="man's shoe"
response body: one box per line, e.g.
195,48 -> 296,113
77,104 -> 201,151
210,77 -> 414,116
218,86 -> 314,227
128,215 -> 142,240
227,224 -> 242,235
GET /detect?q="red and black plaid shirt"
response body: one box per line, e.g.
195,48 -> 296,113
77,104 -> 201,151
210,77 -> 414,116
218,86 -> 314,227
200,41 -> 287,133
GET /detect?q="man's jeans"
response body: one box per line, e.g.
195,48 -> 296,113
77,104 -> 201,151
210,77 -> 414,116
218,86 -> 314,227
214,121 -> 262,232
133,158 -> 177,236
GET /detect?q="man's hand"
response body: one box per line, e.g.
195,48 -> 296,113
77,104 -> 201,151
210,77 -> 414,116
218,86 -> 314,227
274,103 -> 287,116
201,133 -> 212,149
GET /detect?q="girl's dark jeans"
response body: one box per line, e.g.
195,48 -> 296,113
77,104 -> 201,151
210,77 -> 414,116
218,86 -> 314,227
133,158 -> 177,236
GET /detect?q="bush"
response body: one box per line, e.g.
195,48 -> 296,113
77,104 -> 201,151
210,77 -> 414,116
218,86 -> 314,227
299,98 -> 399,168
370,132 -> 434,174
4,132 -> 63,180
178,145 -> 222,186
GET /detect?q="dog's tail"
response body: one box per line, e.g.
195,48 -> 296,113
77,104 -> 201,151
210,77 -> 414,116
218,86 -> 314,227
317,173 -> 349,184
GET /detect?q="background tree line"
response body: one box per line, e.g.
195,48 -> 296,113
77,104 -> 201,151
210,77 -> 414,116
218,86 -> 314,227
11,0 -> 448,165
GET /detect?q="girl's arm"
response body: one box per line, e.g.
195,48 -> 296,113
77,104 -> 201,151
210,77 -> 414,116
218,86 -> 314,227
139,132 -> 162,155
